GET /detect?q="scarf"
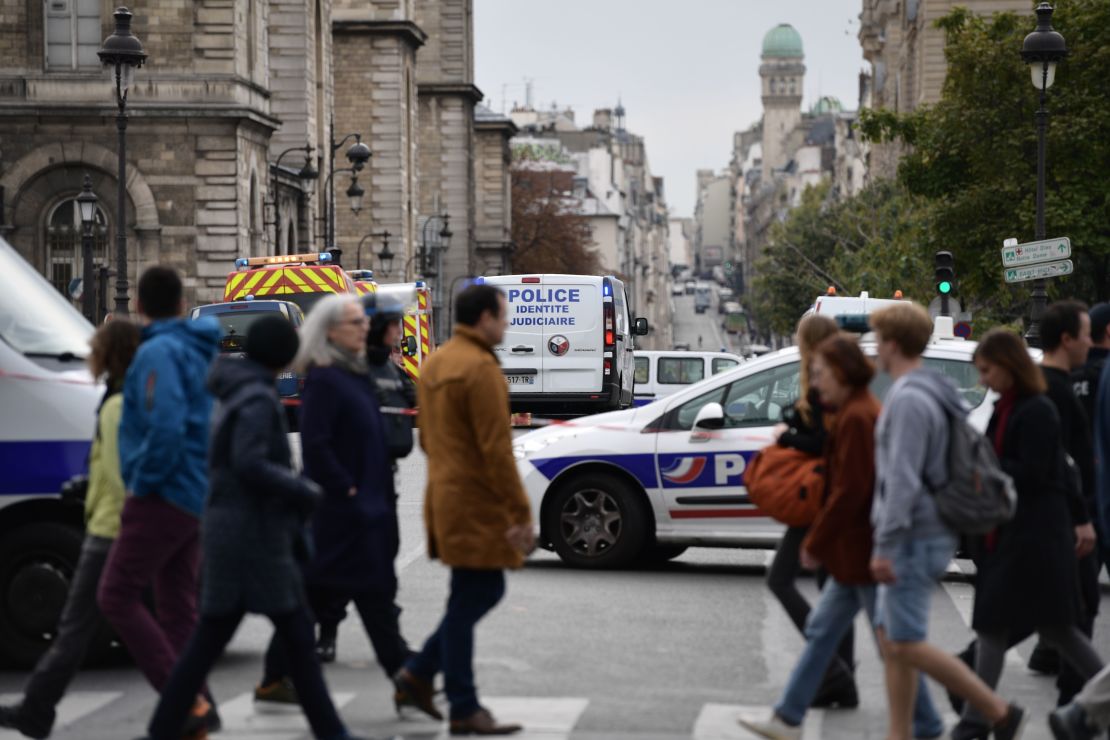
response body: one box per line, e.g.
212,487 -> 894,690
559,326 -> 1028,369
991,389 -> 1017,457
324,344 -> 368,376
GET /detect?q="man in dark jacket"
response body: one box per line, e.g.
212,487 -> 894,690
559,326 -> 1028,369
1074,303 -> 1110,433
1040,300 -> 1099,703
96,267 -> 221,731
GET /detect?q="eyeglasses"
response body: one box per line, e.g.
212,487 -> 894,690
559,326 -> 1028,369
337,317 -> 369,327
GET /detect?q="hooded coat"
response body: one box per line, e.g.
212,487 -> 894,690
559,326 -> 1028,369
200,356 -> 321,616
973,393 -> 1080,634
119,317 -> 219,517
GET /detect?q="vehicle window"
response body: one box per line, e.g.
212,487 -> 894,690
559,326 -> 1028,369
668,384 -> 727,431
195,309 -> 280,353
0,238 -> 93,358
634,356 -> 649,385
658,357 -> 705,385
870,358 -> 987,408
613,285 -> 628,334
721,362 -> 800,428
712,358 -> 739,375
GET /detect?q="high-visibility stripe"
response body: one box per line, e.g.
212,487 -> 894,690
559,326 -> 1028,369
224,271 -> 247,300
235,270 -> 268,299
258,269 -> 284,294
298,268 -> 331,292
321,266 -> 350,293
402,355 -> 419,380
285,269 -> 313,293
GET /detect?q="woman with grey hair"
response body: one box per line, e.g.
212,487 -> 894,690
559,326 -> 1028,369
255,294 -> 413,707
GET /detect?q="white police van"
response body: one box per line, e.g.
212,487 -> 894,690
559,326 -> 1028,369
514,318 -> 1001,569
632,350 -> 743,407
0,237 -> 105,666
484,275 -> 649,415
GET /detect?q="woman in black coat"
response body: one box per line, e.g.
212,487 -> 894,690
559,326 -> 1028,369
955,329 -> 1104,736
144,316 -> 365,740
257,294 -> 411,706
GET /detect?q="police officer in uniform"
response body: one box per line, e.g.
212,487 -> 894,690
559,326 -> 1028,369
1074,303 -> 1110,436
313,291 -> 417,664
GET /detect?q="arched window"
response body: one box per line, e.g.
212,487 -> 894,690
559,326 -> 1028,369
44,0 -> 100,70
45,197 -> 109,296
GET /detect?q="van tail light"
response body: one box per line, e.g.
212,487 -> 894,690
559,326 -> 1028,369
605,330 -> 615,346
603,303 -> 616,351
604,359 -> 612,376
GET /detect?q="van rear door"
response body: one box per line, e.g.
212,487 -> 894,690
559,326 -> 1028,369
493,277 -> 544,393
539,277 -> 603,394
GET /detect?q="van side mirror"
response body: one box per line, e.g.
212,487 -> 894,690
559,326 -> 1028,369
633,317 -> 650,336
402,335 -> 418,357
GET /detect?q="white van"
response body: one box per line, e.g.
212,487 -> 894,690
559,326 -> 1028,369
632,350 -> 743,407
483,274 -> 649,414
807,290 -> 905,318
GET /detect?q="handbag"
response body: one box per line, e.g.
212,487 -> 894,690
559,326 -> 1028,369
743,443 -> 826,527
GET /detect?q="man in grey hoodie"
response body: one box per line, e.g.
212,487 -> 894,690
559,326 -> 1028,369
868,303 -> 1025,740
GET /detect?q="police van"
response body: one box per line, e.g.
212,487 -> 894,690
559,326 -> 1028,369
513,317 -> 1008,569
483,275 -> 649,415
0,237 -> 106,666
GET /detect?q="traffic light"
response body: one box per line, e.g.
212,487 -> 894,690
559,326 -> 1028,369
935,251 -> 955,296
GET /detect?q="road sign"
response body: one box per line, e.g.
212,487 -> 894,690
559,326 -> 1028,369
954,321 -> 972,339
1003,259 -> 1074,284
928,296 -> 961,320
1001,237 -> 1071,267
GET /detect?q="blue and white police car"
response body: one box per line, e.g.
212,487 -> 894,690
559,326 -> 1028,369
514,318 -> 997,569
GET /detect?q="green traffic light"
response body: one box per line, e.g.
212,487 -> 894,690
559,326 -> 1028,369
938,281 -> 953,294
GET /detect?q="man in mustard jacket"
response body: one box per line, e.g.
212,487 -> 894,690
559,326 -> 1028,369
393,283 -> 534,736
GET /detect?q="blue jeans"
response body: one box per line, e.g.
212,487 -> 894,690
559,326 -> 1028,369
406,569 -> 506,720
876,534 -> 957,643
775,579 -> 944,738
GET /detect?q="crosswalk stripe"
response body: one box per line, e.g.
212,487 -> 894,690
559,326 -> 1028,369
0,691 -> 121,738
697,704 -> 824,739
213,691 -> 355,740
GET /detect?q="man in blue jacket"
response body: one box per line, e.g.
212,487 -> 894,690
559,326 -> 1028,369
96,267 -> 220,732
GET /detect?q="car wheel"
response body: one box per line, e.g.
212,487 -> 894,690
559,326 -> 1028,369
545,472 -> 650,569
0,522 -> 115,668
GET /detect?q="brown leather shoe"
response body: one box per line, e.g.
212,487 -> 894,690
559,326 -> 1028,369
392,668 -> 443,721
449,708 -> 522,736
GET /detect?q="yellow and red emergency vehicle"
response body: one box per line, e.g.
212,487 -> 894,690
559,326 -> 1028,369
222,252 -> 358,315
369,281 -> 435,382
346,269 -> 379,299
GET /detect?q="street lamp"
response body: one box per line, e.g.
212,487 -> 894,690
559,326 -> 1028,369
378,238 -> 395,278
355,230 -> 391,272
76,175 -> 99,322
346,175 -> 364,217
324,119 -> 371,249
419,212 -> 451,278
268,144 -> 317,253
97,6 -> 146,317
1021,2 -> 1067,348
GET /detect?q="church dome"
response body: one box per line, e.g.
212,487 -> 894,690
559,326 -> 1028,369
762,24 -> 803,58
811,95 -> 843,115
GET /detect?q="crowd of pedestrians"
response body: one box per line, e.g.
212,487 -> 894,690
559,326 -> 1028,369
0,269 -> 530,739
743,300 -> 1110,740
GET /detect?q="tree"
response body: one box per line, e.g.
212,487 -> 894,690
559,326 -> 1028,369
859,0 -> 1110,320
510,165 -> 600,275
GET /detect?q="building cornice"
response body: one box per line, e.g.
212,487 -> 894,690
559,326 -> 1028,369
331,19 -> 427,48
475,118 -> 518,136
0,103 -> 282,131
417,82 -> 484,104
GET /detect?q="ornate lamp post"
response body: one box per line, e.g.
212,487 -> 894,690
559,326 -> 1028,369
97,6 -> 146,317
377,237 -> 395,278
268,145 -> 317,252
324,121 -> 371,248
355,230 -> 392,273
1021,2 -> 1067,348
76,175 -> 99,322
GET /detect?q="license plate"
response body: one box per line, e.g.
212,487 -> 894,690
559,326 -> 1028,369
506,375 -> 535,385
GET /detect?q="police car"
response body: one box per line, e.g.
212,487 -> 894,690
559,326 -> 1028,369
514,318 -> 998,569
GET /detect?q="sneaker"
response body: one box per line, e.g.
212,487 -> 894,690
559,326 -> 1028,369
0,705 -> 52,740
949,717 -> 991,740
993,703 -> 1027,740
737,712 -> 802,740
315,636 -> 337,664
1048,703 -> 1098,740
254,679 -> 300,709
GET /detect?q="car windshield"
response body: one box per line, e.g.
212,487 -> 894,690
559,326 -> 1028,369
0,237 -> 94,358
193,307 -> 282,353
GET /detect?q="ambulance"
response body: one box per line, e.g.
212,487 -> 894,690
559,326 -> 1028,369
0,237 -> 107,667
513,317 -> 1002,569
222,252 -> 358,315
483,275 -> 649,415
346,269 -> 378,299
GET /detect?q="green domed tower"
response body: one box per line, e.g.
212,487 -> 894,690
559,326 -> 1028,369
759,24 -> 806,179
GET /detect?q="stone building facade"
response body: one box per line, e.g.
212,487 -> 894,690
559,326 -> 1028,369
858,0 -> 1029,179
0,0 -> 514,323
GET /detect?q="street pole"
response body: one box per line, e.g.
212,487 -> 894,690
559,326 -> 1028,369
113,67 -> 130,317
81,215 -> 95,322
1025,77 -> 1049,348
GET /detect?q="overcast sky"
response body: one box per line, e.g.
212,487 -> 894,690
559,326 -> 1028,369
474,0 -> 867,217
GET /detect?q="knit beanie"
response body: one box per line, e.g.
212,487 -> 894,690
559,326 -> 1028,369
246,315 -> 300,370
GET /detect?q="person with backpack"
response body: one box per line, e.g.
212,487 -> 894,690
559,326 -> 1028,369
740,335 -> 944,740
141,316 -> 370,740
0,322 -> 139,740
311,292 -> 417,665
763,314 -> 857,708
946,329 -> 1104,739
867,303 -> 1024,740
